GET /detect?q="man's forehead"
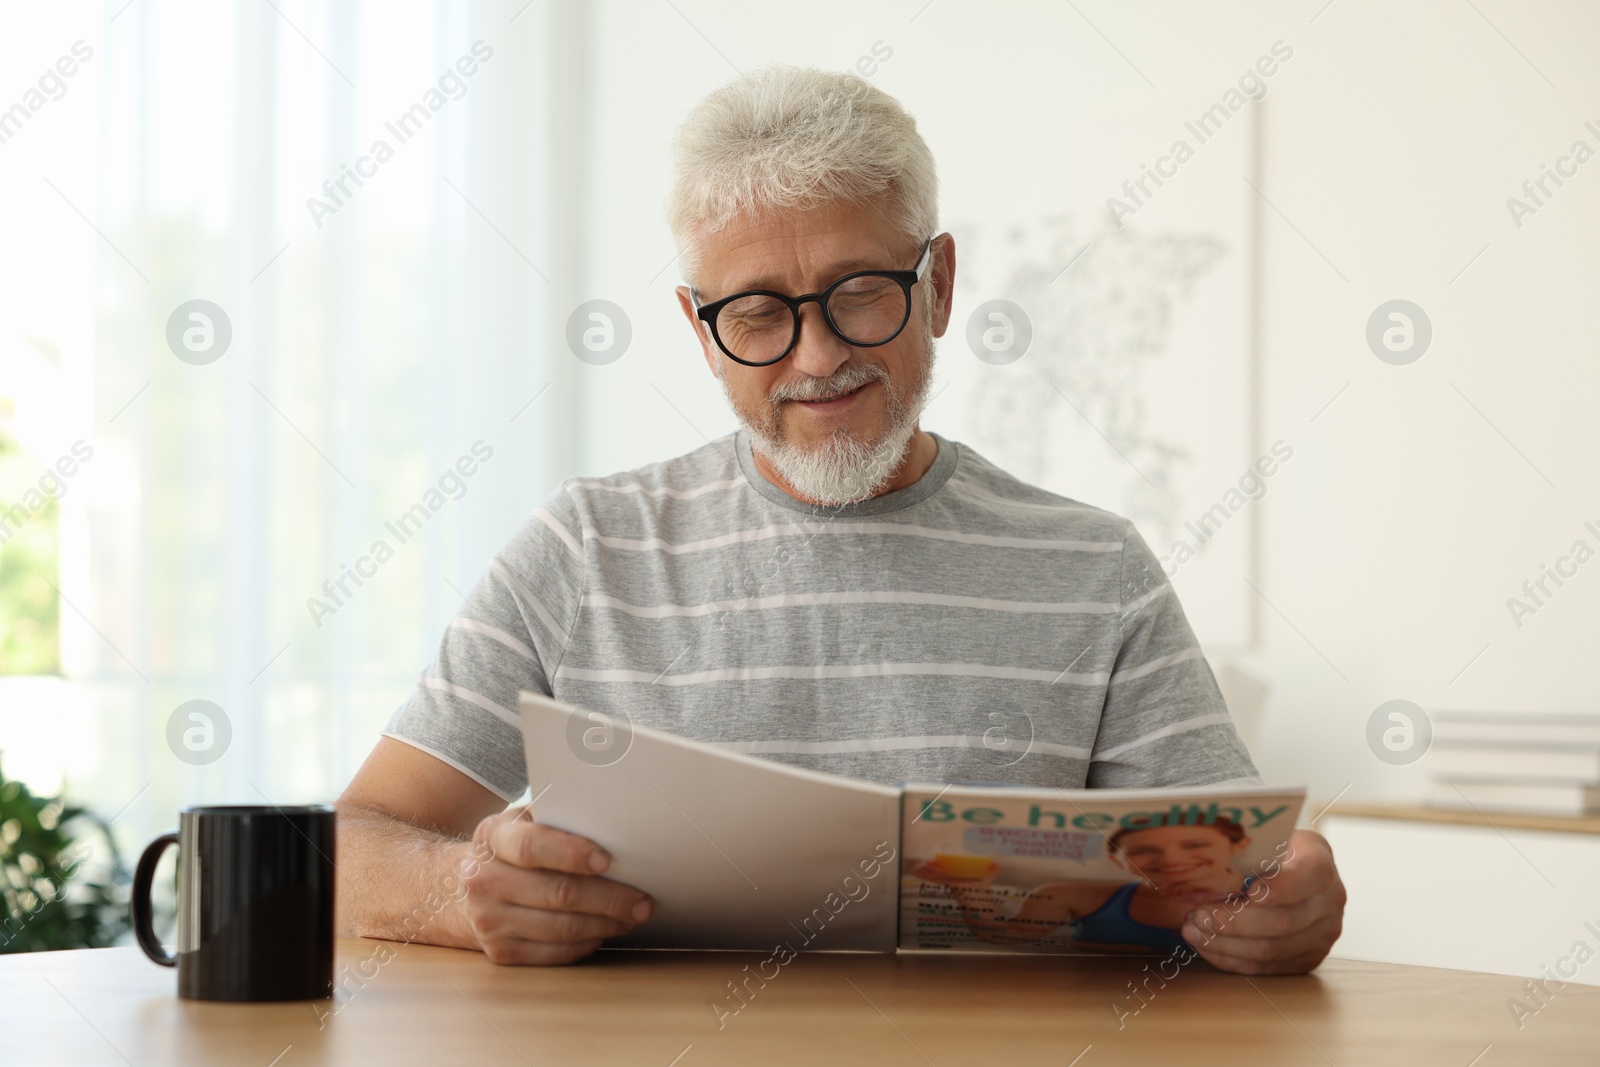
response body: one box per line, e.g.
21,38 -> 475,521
696,206 -> 905,295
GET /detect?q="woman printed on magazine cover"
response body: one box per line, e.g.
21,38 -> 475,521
910,818 -> 1257,952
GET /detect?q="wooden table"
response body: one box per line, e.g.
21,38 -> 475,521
3,938 -> 1595,1065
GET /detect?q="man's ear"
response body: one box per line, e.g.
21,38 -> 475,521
676,285 -> 720,378
928,232 -> 957,339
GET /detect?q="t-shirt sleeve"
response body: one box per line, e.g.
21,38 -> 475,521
382,485 -> 586,801
1086,521 -> 1262,789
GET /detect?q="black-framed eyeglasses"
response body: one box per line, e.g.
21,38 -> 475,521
691,238 -> 934,367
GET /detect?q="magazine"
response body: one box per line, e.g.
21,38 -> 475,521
519,692 -> 1304,954
899,782 -> 1302,953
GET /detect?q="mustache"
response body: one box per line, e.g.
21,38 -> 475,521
768,362 -> 887,404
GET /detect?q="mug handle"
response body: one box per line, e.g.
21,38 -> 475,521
131,831 -> 179,966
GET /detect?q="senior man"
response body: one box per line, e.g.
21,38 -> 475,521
337,67 -> 1345,972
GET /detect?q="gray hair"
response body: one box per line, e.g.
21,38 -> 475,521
666,66 -> 938,287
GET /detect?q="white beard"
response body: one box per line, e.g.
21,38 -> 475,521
723,322 -> 936,507
748,406 -> 921,507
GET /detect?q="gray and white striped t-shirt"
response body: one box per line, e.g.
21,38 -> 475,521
384,429 -> 1261,801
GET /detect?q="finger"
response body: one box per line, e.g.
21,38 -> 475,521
472,898 -> 637,945
1248,830 -> 1335,907
479,811 -> 612,875
1188,890 -> 1328,942
481,936 -> 606,967
484,866 -> 654,925
1182,911 -> 1342,964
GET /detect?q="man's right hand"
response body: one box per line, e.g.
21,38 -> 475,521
464,804 -> 654,965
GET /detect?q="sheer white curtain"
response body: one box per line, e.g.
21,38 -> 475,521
39,0 -> 586,854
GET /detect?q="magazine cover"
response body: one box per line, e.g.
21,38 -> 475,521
900,784 -> 1305,954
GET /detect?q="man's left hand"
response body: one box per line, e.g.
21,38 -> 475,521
1179,828 -> 1346,975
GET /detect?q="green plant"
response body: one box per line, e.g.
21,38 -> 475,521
0,757 -> 129,952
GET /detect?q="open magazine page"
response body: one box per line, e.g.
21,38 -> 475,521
899,784 -> 1305,954
520,692 -> 903,951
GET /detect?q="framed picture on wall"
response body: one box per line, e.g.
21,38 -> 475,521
931,104 -> 1262,651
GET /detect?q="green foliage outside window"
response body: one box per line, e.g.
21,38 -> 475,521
0,430 -> 62,676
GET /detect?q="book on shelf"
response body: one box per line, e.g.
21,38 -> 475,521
1424,745 -> 1600,784
1431,711 -> 1600,748
519,691 -> 1304,954
1424,778 -> 1600,818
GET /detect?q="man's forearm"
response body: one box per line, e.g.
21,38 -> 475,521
334,803 -> 488,951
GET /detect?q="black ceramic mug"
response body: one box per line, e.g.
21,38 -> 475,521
130,805 -> 335,1001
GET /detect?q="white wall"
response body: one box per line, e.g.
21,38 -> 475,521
1236,0 -> 1600,802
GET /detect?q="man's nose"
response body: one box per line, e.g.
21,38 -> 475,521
787,300 -> 852,379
